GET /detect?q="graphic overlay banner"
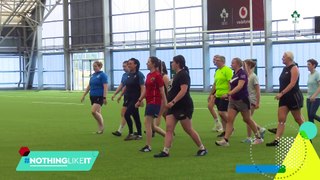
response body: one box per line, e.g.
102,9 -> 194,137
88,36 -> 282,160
207,0 -> 264,31
16,148 -> 99,171
235,122 -> 319,179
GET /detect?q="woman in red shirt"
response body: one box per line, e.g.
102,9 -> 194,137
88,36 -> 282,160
136,56 -> 167,152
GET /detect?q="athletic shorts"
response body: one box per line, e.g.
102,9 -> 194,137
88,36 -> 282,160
122,95 -> 128,107
145,104 -> 161,118
215,97 -> 229,112
167,108 -> 193,120
279,91 -> 303,110
228,97 -> 251,112
249,97 -> 257,107
90,96 -> 103,106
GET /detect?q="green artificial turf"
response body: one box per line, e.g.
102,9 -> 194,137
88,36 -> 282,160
0,91 -> 319,180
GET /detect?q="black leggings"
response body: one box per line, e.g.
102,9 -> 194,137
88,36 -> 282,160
124,98 -> 142,135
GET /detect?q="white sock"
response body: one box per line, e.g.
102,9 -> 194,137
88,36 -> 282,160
214,118 -> 219,123
117,125 -> 124,133
199,144 -> 205,150
255,132 -> 261,139
163,147 -> 170,154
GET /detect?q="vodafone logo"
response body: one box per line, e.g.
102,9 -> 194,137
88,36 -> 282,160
239,6 -> 248,19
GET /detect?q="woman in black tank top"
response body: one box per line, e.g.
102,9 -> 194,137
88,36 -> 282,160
266,52 -> 305,146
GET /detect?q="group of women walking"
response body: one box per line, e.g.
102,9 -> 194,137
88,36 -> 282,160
81,51 -> 319,158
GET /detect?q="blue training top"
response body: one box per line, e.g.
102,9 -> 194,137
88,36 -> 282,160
90,71 -> 108,96
124,71 -> 145,98
121,72 -> 129,84
121,72 -> 129,95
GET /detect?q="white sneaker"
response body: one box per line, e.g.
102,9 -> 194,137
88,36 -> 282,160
241,138 -> 252,143
252,138 -> 264,145
259,127 -> 266,139
215,139 -> 230,147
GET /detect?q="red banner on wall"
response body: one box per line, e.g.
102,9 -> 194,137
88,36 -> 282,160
207,0 -> 264,31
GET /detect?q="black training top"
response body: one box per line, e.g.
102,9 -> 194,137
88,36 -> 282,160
167,69 -> 193,109
279,64 -> 300,95
124,71 -> 145,98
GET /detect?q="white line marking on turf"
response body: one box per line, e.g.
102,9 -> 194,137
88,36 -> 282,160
32,101 -> 84,106
0,95 -> 70,99
194,108 -> 208,109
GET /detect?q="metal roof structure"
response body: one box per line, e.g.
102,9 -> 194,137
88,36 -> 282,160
0,0 -> 37,27
0,0 -> 61,43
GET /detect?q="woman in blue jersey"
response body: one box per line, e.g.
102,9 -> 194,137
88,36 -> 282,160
123,58 -> 145,141
111,60 -> 129,136
81,61 -> 108,134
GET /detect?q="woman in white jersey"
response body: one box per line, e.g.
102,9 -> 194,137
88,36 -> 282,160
306,59 -> 320,123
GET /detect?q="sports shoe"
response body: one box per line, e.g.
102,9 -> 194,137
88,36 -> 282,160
268,128 -> 277,134
196,149 -> 208,156
140,145 -> 152,152
124,134 -> 135,141
154,151 -> 169,158
266,140 -> 279,147
134,135 -> 142,140
112,131 -> 121,137
215,139 -> 229,147
241,138 -> 252,143
217,131 -> 225,138
96,130 -> 104,134
252,138 -> 264,145
259,128 -> 266,139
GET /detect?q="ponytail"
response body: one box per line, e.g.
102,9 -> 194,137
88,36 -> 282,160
183,66 -> 189,74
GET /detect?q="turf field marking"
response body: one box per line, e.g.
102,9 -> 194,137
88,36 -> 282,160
0,95 -> 70,99
32,101 -> 84,106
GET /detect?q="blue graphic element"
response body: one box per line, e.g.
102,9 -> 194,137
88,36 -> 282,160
236,165 -> 285,174
16,151 -> 99,171
299,122 -> 317,140
24,158 -> 30,164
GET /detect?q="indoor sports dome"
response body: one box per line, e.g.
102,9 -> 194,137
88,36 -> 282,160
1,0 -> 319,180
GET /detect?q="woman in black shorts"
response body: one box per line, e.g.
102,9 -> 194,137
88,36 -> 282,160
266,51 -> 305,146
154,55 -> 207,158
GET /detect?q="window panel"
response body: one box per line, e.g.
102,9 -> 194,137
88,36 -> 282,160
156,10 -> 173,29
43,54 -> 65,71
155,0 -> 173,10
44,4 -> 63,21
112,13 -> 149,32
0,57 -> 20,71
175,0 -> 201,8
272,0 -> 320,20
175,7 -> 202,28
189,69 -> 203,87
112,0 -> 148,14
43,72 -> 65,85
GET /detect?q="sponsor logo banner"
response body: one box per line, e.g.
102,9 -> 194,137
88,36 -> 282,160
207,0 -> 264,31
